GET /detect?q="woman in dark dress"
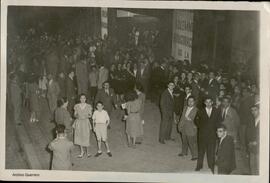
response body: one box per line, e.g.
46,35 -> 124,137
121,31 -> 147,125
123,62 -> 135,93
55,97 -> 73,141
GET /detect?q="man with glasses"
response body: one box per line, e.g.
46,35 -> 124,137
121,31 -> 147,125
214,124 -> 236,174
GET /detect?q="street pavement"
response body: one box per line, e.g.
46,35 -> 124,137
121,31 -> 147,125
6,97 -> 250,174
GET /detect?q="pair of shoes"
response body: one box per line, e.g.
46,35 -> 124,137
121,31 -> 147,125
159,140 -> 165,144
94,152 -> 102,157
191,157 -> 198,161
107,152 -> 112,157
178,153 -> 187,157
87,154 -> 91,158
195,167 -> 201,171
77,154 -> 84,158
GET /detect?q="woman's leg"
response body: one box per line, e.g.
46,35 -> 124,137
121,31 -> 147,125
97,140 -> 102,153
104,140 -> 110,152
77,146 -> 84,157
132,137 -> 136,148
127,134 -> 131,147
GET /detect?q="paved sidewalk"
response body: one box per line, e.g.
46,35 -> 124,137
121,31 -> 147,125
6,98 -> 250,174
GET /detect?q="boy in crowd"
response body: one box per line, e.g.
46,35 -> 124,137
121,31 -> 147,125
48,124 -> 74,170
92,101 -> 112,157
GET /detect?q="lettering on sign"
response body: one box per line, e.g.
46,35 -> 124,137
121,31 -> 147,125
172,10 -> 193,62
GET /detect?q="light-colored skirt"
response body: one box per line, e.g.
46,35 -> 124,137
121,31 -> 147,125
73,119 -> 92,146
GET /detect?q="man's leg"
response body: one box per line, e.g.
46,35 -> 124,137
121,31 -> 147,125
218,167 -> 231,175
187,135 -> 198,159
250,152 -> 259,175
207,141 -> 216,171
165,115 -> 173,140
180,133 -> 188,155
159,115 -> 167,143
196,138 -> 206,170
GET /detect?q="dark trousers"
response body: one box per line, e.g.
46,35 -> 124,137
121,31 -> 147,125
89,86 -> 97,103
197,137 -> 216,169
181,133 -> 198,158
218,167 -> 232,175
159,113 -> 173,142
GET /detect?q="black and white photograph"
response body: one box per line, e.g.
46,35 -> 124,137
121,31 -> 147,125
0,0 -> 269,182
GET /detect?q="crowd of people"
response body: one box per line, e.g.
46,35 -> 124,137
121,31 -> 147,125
7,26 -> 259,175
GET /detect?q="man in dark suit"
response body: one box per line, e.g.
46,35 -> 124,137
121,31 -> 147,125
246,104 -> 260,175
137,60 -> 151,98
195,97 -> 221,173
159,81 -> 175,144
215,124 -> 236,174
58,72 -> 66,98
66,70 -> 77,114
205,71 -> 219,101
95,81 -> 117,118
220,96 -> 240,143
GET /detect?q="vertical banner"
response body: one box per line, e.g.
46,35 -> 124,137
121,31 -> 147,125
101,7 -> 108,39
172,10 -> 193,62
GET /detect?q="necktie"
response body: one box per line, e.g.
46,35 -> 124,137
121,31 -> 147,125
207,109 -> 211,117
222,108 -> 226,120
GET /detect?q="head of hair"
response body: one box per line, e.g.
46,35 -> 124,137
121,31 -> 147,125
187,95 -> 196,101
96,101 -> 104,106
57,97 -> 68,107
167,80 -> 174,85
68,69 -> 75,75
55,124 -> 66,134
204,96 -> 213,102
103,81 -> 110,85
79,93 -> 87,99
184,84 -> 192,90
124,90 -> 138,102
217,124 -> 227,131
222,96 -> 232,103
135,82 -> 144,92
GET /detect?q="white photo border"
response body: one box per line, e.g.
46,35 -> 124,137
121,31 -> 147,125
0,0 -> 269,182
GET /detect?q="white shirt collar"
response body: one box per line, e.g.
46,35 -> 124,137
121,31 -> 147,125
255,117 -> 260,127
168,89 -> 173,96
220,134 -> 227,145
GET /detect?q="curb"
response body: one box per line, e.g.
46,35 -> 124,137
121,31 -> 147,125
15,125 -> 42,169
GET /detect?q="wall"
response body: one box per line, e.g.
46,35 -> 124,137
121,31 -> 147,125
191,10 -> 259,78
